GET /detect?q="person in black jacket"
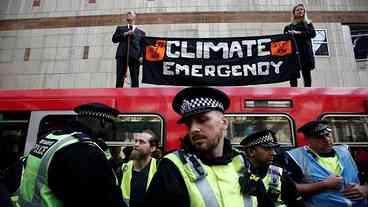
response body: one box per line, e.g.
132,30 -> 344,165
112,11 -> 146,88
239,129 -> 305,207
143,87 -> 253,207
18,103 -> 127,207
284,3 -> 316,87
284,120 -> 368,207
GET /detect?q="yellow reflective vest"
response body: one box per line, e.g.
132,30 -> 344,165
165,150 -> 257,207
262,165 -> 286,207
120,158 -> 158,206
18,132 -> 84,207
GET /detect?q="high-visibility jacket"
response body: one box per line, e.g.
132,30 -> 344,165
120,158 -> 158,206
165,150 -> 257,207
262,165 -> 286,207
287,145 -> 368,207
10,195 -> 20,207
18,132 -> 97,207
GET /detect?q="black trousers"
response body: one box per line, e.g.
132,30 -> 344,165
290,69 -> 312,87
116,57 -> 140,88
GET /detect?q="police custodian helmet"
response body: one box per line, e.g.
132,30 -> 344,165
297,120 -> 332,138
240,129 -> 280,148
74,103 -> 120,121
172,86 -> 230,124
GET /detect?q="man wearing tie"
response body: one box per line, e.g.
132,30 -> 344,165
112,11 -> 146,88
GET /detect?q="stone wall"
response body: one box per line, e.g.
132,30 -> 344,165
0,0 -> 367,88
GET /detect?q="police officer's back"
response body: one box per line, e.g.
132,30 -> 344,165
18,103 -> 126,207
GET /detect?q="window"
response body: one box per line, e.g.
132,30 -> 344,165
349,24 -> 368,62
38,113 -> 164,147
24,48 -> 31,61
37,114 -> 75,139
0,112 -> 30,171
353,35 -> 368,61
322,114 -> 368,183
37,113 -> 164,166
322,114 -> 368,145
225,114 -> 294,146
82,46 -> 89,59
348,23 -> 368,70
32,0 -> 41,7
114,114 -> 164,146
312,29 -> 329,57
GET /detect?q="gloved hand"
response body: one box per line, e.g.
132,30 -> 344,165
239,168 -> 263,196
267,183 -> 281,202
239,169 -> 275,207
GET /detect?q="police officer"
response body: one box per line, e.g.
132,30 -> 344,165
18,103 -> 126,207
120,129 -> 159,207
240,129 -> 305,207
143,86 -> 255,207
286,120 -> 368,207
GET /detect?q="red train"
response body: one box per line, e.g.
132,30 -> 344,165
0,87 -> 367,179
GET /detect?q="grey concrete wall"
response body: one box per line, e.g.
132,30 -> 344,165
0,22 -> 366,89
0,0 -> 367,88
1,0 -> 368,19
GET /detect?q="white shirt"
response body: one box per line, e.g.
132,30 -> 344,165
128,24 -> 136,31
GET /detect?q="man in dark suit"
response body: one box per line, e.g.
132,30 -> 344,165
112,11 -> 145,88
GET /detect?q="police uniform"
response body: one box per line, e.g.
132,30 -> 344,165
286,120 -> 367,207
18,103 -> 126,207
143,87 -> 254,207
240,130 -> 305,207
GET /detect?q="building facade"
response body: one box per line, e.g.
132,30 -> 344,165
0,0 -> 367,88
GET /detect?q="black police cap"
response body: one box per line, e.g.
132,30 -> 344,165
297,120 -> 332,138
74,103 -> 120,120
240,129 -> 280,148
172,87 -> 230,124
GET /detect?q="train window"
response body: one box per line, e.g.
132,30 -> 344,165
38,114 -> 164,147
322,114 -> 368,145
113,114 -> 164,147
37,115 -> 76,140
225,114 -> 294,146
0,111 -> 30,172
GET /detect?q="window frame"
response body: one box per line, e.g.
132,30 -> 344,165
312,29 -> 330,57
107,113 -> 165,147
224,113 -> 296,147
24,111 -> 165,154
320,113 -> 368,146
25,111 -> 75,154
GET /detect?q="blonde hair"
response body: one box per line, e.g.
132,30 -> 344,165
291,3 -> 312,24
